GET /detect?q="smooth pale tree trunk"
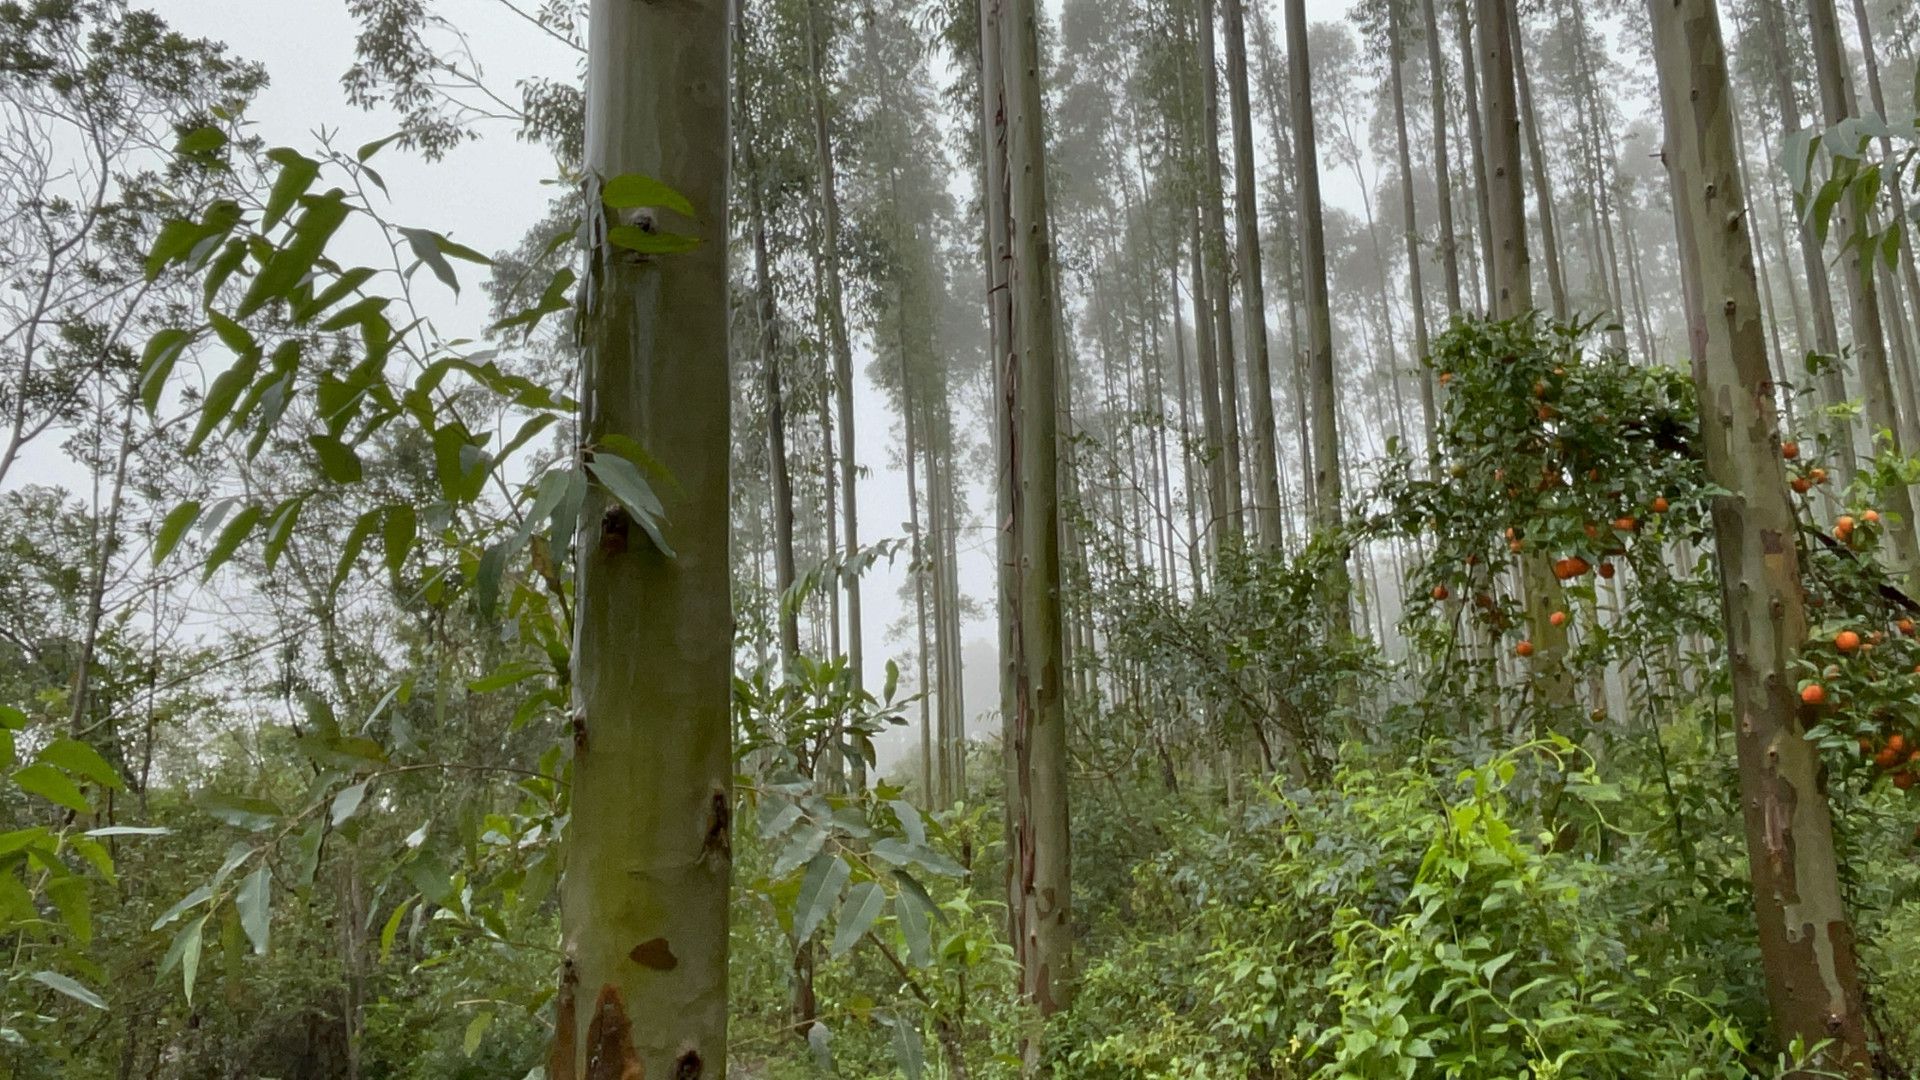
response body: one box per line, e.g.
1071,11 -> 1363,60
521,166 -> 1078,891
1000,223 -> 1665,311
742,93 -> 800,674
985,0 -> 1073,1023
1848,0 -> 1920,441
1648,3 -> 1873,1071
1757,0 -> 1855,475
1807,0 -> 1920,583
1507,0 -> 1566,321
557,2 -> 731,1075
1387,0 -> 1438,468
1455,0 -> 1494,313
1198,0 -> 1245,541
804,0 -> 867,725
1225,0 -> 1283,548
1286,0 -> 1353,636
1478,0 -> 1571,704
1421,0 -> 1464,314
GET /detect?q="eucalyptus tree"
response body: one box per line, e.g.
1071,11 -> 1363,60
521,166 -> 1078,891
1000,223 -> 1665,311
1649,0 -> 1873,1069
982,0 -> 1075,1024
554,0 -> 733,1073
1286,0 -> 1354,636
1807,0 -> 1920,581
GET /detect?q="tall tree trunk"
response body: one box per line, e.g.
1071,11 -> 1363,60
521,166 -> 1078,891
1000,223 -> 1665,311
1507,0 -> 1566,321
1808,0 -> 1920,581
1479,0 -> 1571,704
1421,0 -> 1465,313
1455,0 -> 1495,312
1758,0 -> 1855,475
804,0 -> 867,725
1849,0 -> 1920,439
742,86 -> 800,674
1225,0 -> 1284,547
1287,0 -> 1353,636
1648,3 -> 1873,1071
1388,0 -> 1439,467
560,6 -> 731,1075
985,0 -> 1073,1022
1198,0 -> 1245,541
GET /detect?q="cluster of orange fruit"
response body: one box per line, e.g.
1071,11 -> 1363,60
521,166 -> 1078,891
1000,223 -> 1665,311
1799,624 -> 1920,792
1782,440 -> 1833,494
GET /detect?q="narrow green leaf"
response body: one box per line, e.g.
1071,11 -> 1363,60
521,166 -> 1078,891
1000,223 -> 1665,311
831,882 -> 886,957
198,792 -> 282,831
154,502 -> 202,565
586,455 -> 674,557
203,504 -> 263,579
261,498 -> 303,572
380,896 -> 416,961
139,329 -> 193,413
31,971 -> 106,1011
330,780 -> 369,826
262,148 -> 321,232
189,352 -> 259,452
383,505 -> 416,581
794,853 -> 850,945
235,866 -> 270,955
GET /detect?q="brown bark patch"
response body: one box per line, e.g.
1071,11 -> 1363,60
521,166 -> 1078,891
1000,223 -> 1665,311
629,937 -> 678,971
583,984 -> 643,1080
672,1049 -> 703,1079
599,505 -> 631,556
703,788 -> 730,859
547,959 -> 579,1080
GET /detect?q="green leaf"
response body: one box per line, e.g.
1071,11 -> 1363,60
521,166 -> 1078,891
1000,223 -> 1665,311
380,896 -> 416,962
889,800 -> 925,847
31,971 -> 106,1011
235,866 -> 270,955
893,874 -> 934,967
159,916 -> 206,1004
794,853 -> 850,945
0,706 -> 24,731
189,352 -> 260,452
490,266 -> 576,336
601,174 -> 697,219
586,454 -> 674,557
292,267 -> 376,324
175,126 -> 227,155
154,502 -> 202,565
261,498 -> 304,572
308,435 -> 364,483
356,132 -> 404,161
383,505 -> 416,581
47,877 -> 91,946
13,763 -> 90,812
206,310 -> 256,355
333,508 -> 383,592
889,1012 -> 924,1080
771,824 -> 827,878
36,738 -> 121,790
462,1011 -> 493,1058
139,329 -> 193,413
831,882 -> 886,957
331,780 -> 370,826
85,826 -> 169,838
146,220 -> 207,280
606,226 -> 700,255
237,192 -> 352,319
152,885 -> 212,931
262,148 -> 321,232
203,504 -> 263,580
198,792 -> 282,831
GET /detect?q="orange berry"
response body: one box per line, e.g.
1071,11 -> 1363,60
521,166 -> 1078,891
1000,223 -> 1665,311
1598,562 -> 1616,579
1515,640 -> 1535,658
1864,509 -> 1881,524
1432,584 -> 1450,601
1550,611 -> 1568,628
1613,516 -> 1639,532
1837,515 -> 1856,532
1651,497 -> 1670,514
1836,630 -> 1862,654
1792,477 -> 1813,494
1782,440 -> 1801,460
1895,772 -> 1917,791
1898,618 -> 1914,636
1812,467 -> 1830,484
1800,683 -> 1828,706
